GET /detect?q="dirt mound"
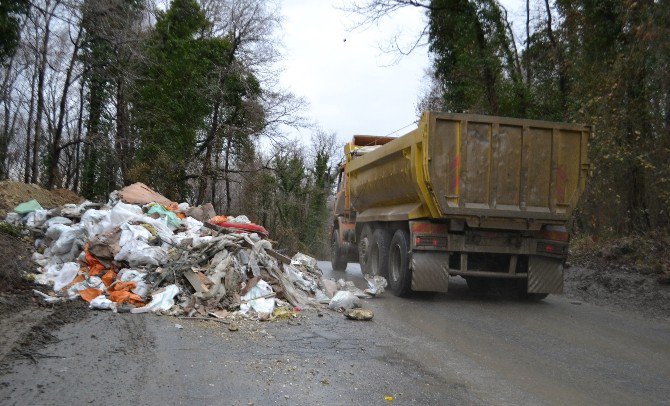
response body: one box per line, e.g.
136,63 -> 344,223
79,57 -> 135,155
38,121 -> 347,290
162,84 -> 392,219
0,232 -> 34,292
565,234 -> 670,319
0,181 -> 83,217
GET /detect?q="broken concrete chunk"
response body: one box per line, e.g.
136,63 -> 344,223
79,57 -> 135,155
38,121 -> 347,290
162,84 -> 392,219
344,308 -> 374,321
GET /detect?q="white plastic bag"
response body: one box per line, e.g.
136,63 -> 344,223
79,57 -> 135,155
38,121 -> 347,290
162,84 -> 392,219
80,208 -> 110,237
25,209 -> 48,228
90,295 -> 115,310
131,284 -> 180,313
240,279 -> 275,314
45,216 -> 73,227
328,290 -> 361,310
119,223 -> 152,246
53,262 -> 80,291
50,226 -> 84,255
114,239 -> 167,267
45,223 -> 71,241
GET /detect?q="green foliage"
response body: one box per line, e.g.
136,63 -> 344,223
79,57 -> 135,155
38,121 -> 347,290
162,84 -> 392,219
428,0 -> 525,116
0,221 -> 21,237
131,0 -> 231,201
0,0 -> 29,62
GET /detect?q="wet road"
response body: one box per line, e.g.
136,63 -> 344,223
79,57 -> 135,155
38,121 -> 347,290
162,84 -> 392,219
322,261 -> 670,405
1,262 -> 668,405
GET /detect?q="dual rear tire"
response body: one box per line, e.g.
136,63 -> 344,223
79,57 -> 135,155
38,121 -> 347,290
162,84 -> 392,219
359,225 -> 412,296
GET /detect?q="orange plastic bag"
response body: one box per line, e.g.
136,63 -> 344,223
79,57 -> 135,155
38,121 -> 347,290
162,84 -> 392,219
108,281 -> 144,306
101,269 -> 117,287
108,290 -> 144,305
85,246 -> 106,276
79,287 -> 103,302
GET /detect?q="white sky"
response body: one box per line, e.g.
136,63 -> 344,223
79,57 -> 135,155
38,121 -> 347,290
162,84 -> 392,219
277,0 -> 526,146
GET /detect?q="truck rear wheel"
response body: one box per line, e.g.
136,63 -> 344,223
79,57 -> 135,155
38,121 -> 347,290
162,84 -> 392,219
369,229 -> 391,277
330,230 -> 348,271
388,229 -> 412,296
358,224 -> 373,274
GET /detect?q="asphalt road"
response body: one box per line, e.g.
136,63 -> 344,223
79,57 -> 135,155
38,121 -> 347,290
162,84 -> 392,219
1,261 -> 668,405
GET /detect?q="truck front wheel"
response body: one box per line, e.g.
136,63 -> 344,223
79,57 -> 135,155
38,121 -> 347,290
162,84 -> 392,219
331,230 -> 348,271
388,229 -> 412,296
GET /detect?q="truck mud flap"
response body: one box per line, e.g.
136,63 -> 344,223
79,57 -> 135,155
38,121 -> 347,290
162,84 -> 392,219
411,252 -> 449,292
528,256 -> 563,294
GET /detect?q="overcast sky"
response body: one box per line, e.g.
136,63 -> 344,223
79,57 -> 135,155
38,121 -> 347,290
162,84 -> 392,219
277,0 -> 525,146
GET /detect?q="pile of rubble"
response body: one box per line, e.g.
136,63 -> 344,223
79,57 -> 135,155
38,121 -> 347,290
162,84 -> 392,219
4,183 -> 385,322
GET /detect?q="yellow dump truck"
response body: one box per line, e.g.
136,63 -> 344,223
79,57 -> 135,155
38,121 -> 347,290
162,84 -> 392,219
331,112 -> 591,299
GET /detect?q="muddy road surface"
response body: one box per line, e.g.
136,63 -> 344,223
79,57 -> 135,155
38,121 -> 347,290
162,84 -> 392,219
1,262 -> 669,405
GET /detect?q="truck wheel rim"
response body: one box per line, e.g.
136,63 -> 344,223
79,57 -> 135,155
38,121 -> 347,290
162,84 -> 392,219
390,243 -> 401,282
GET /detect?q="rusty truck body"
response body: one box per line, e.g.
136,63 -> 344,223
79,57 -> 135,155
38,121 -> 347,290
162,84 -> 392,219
330,111 -> 591,299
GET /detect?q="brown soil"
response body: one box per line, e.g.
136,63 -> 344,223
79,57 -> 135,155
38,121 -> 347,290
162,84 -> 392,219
0,232 -> 88,372
565,234 -> 670,319
0,233 -> 34,292
0,180 -> 83,217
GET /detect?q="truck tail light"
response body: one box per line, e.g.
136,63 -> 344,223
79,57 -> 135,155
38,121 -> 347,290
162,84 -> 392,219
534,229 -> 569,242
415,235 -> 447,247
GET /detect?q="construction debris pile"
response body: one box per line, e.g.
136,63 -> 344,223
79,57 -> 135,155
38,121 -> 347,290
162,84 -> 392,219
4,183 -> 385,321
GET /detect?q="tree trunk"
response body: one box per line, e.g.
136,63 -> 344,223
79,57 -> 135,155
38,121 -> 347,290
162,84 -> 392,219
22,63 -> 37,182
47,25 -> 82,188
31,2 -> 54,184
197,102 -> 220,205
115,74 -> 130,185
224,133 -> 232,213
544,0 -> 567,113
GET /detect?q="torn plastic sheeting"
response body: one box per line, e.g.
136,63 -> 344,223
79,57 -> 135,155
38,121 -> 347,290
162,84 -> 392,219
285,265 -> 317,292
114,239 -> 167,267
364,275 -> 388,295
131,284 -> 180,314
14,199 -> 43,214
290,252 -> 318,271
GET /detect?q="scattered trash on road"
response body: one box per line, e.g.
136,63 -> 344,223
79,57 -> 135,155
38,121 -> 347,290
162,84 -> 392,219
6,183 -> 384,325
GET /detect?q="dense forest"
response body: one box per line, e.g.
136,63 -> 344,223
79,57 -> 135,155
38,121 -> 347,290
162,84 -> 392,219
354,0 -> 669,236
0,0 -> 668,259
0,0 -> 336,256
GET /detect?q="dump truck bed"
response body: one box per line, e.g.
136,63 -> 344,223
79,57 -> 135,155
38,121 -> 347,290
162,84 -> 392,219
346,112 -> 591,229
